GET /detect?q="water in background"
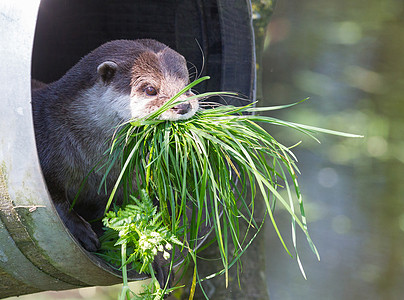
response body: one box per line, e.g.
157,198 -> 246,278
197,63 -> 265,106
262,1 -> 404,300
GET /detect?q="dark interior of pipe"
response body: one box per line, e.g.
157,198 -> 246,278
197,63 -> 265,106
32,0 -> 222,95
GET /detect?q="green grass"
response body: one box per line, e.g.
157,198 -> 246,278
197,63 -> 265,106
97,76 -> 362,299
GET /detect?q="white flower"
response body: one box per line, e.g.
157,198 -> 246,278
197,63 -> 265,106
151,247 -> 157,256
145,241 -> 152,249
165,243 -> 172,250
150,231 -> 160,238
148,238 -> 158,245
139,237 -> 151,250
157,245 -> 164,252
163,251 -> 170,260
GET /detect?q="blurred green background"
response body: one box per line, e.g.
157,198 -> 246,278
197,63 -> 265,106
9,0 -> 404,299
262,1 -> 404,300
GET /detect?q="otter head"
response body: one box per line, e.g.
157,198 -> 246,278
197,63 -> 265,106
95,41 -> 198,122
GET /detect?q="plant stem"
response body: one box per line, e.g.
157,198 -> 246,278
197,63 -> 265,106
145,142 -> 154,195
148,263 -> 159,293
121,242 -> 130,300
188,265 -> 197,300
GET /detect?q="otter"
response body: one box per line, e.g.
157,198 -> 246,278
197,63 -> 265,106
31,39 -> 199,287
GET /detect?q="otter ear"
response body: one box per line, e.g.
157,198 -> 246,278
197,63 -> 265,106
97,61 -> 118,83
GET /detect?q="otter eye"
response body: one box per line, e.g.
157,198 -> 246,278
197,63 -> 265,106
145,86 -> 157,96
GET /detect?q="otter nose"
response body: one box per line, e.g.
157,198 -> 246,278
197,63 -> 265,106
173,102 -> 191,115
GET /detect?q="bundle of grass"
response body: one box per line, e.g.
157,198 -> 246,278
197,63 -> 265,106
98,76 -> 360,299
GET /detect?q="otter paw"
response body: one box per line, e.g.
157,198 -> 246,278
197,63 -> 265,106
68,217 -> 101,252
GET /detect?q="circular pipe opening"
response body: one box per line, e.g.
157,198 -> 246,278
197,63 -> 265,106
0,0 -> 256,297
